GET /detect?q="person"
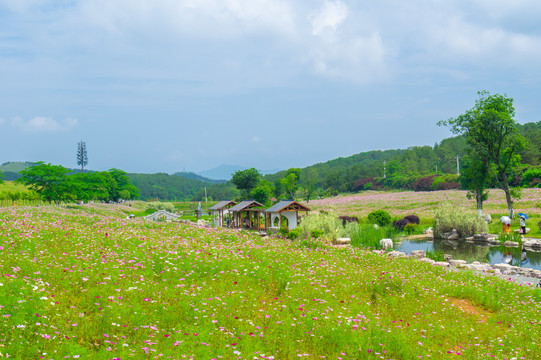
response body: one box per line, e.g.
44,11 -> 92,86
520,215 -> 526,238
501,216 -> 511,233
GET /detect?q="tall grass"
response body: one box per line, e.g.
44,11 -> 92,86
433,201 -> 488,238
347,223 -> 398,249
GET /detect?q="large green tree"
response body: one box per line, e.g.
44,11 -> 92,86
16,162 -> 72,203
439,91 -> 526,217
460,154 -> 491,213
231,168 -> 261,199
280,168 -> 301,200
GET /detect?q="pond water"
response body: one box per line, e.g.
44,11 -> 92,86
395,239 -> 541,271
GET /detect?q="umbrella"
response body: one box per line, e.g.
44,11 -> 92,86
500,216 -> 511,225
518,213 -> 529,219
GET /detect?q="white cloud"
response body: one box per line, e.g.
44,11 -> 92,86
10,117 -> 78,132
0,117 -> 5,125
310,0 -> 348,36
251,136 -> 260,143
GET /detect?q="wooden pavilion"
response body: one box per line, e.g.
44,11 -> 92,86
265,200 -> 311,230
209,200 -> 236,227
229,200 -> 266,230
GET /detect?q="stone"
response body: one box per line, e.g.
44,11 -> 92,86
503,241 -> 520,247
410,250 -> 425,259
449,260 -> 467,267
444,254 -> 453,261
334,238 -> 351,245
387,251 -> 406,258
442,229 -> 459,240
523,239 -> 541,249
373,224 -> 379,229
473,233 -> 496,242
419,258 -> 435,265
422,228 -> 433,235
379,238 -> 393,250
484,214 -> 492,223
493,263 -> 513,272
426,234 -> 434,241
514,227 -> 530,234
467,263 -> 492,271
434,261 -> 449,267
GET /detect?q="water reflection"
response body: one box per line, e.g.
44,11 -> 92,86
396,239 -> 541,271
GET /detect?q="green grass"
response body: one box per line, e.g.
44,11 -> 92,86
2,205 -> 541,359
0,180 -> 33,193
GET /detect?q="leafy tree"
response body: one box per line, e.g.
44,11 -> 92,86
280,168 -> 301,200
460,154 -> 491,212
231,168 -> 261,199
16,162 -> 72,203
439,91 -> 526,217
250,180 -> 274,206
108,168 -> 139,200
0,171 -> 3,184
76,140 -> 88,173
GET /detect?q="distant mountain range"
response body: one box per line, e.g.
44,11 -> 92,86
198,164 -> 281,180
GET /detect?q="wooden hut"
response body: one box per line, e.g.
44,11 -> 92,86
209,200 -> 237,227
265,200 -> 311,230
229,200 -> 265,230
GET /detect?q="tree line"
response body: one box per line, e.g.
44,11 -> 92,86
15,162 -> 139,203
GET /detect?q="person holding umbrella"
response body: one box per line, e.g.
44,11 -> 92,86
518,213 -> 528,238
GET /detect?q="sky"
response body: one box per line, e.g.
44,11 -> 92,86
1,0 -> 541,174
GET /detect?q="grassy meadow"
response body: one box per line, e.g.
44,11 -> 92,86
1,204 -> 541,359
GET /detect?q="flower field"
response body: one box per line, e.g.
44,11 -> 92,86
1,205 -> 541,359
309,189 -> 541,220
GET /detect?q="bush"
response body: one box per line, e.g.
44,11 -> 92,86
310,229 -> 325,238
404,223 -> 417,234
287,228 -> 301,240
145,202 -> 176,213
538,221 -> 541,232
338,215 -> 358,226
367,210 -> 392,227
433,202 -> 488,238
277,227 -> 290,238
413,176 -> 436,192
404,214 -> 420,225
298,213 -> 343,241
392,218 -> 410,230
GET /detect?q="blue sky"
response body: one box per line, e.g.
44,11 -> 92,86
1,0 -> 540,174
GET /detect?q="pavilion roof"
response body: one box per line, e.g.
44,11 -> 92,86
266,200 -> 311,213
209,200 -> 236,211
230,200 -> 265,212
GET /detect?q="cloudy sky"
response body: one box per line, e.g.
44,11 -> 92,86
1,0 -> 540,174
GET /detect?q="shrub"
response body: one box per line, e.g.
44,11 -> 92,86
433,202 -> 488,238
310,229 -> 325,238
338,215 -> 358,226
404,223 -> 417,234
287,227 -> 301,240
298,213 -> 343,241
392,218 -> 410,230
413,176 -> 436,192
404,214 -> 420,225
367,210 -> 391,227
145,202 -> 176,213
538,221 -> 541,232
521,168 -> 541,187
277,227 -> 290,238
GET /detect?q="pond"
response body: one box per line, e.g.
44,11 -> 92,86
395,238 -> 541,271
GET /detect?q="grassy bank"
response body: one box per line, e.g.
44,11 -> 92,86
1,206 -> 540,359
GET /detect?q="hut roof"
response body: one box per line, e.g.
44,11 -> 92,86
209,200 -> 236,211
230,200 -> 265,212
266,200 -> 311,213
